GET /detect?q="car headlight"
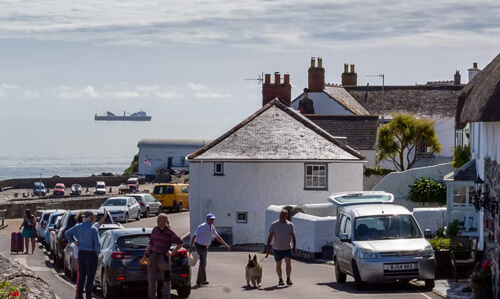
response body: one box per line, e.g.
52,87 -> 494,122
359,249 -> 377,259
422,245 -> 434,258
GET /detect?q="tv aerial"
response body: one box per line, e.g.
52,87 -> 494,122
243,72 -> 264,84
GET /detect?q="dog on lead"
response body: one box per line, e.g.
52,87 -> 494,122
246,254 -> 263,288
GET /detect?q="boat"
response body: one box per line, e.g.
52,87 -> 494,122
94,110 -> 152,121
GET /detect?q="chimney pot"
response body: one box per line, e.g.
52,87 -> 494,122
284,74 -> 290,84
264,74 -> 271,84
344,63 -> 348,73
473,62 -> 478,69
274,73 -> 280,84
310,57 -> 315,68
350,64 -> 355,73
318,57 -> 323,68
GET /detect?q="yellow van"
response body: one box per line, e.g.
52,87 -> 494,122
152,183 -> 189,212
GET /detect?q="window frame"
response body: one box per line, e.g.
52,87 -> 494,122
214,162 -> 224,176
236,212 -> 247,223
304,163 -> 328,190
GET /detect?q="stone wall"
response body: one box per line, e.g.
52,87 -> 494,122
0,254 -> 56,298
0,196 -> 108,218
484,157 -> 500,298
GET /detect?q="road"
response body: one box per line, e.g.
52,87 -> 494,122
0,212 -> 442,299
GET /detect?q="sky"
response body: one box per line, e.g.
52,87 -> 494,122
1,0 -> 500,158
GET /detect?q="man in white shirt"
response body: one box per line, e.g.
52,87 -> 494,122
189,213 -> 230,285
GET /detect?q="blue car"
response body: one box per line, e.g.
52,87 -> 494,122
44,211 -> 64,250
37,209 -> 64,242
33,182 -> 47,196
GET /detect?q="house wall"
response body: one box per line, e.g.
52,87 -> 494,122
472,122 -> 500,179
359,150 -> 376,167
435,118 -> 455,157
291,92 -> 355,115
138,145 -> 203,177
189,161 -> 363,245
484,154 -> 500,297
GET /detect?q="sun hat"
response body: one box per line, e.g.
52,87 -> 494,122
82,210 -> 95,221
188,251 -> 199,267
206,213 -> 216,220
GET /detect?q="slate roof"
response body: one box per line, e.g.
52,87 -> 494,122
456,52 -> 500,129
291,85 -> 370,115
305,115 -> 379,150
188,99 -> 364,161
345,85 -> 464,119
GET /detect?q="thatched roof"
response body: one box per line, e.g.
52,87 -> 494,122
456,52 -> 500,129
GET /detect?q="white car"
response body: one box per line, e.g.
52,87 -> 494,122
95,181 -> 106,195
100,196 -> 141,223
329,191 -> 435,290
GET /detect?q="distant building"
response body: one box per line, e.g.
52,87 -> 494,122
137,139 -> 211,179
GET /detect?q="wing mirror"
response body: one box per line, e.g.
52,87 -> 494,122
424,229 -> 432,239
340,233 -> 350,242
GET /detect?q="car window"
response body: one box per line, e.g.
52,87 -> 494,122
339,215 -> 347,236
181,186 -> 188,193
117,235 -> 150,249
95,214 -> 114,224
147,194 -> 156,202
345,218 -> 352,239
103,199 -> 126,206
335,214 -> 344,237
163,186 -> 174,194
67,215 -> 77,229
43,213 -> 51,221
354,215 -> 422,241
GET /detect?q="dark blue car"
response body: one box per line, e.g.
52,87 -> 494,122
94,228 -> 191,299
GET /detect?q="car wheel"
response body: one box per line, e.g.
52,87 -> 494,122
177,203 -> 183,213
145,208 -> 150,218
136,210 -> 141,221
124,213 -> 129,223
102,270 -> 118,299
352,261 -> 366,290
334,258 -> 346,283
424,279 -> 435,289
177,285 -> 191,298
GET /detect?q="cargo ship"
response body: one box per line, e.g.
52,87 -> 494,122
94,110 -> 152,121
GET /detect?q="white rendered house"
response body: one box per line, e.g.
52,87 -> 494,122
188,99 -> 365,245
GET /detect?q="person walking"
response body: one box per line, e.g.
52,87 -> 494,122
71,209 -> 108,299
189,213 -> 231,286
65,210 -> 100,299
19,209 -> 37,254
143,214 -> 183,299
266,209 -> 296,286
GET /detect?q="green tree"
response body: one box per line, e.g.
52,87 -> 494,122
377,113 -> 441,171
124,154 -> 139,174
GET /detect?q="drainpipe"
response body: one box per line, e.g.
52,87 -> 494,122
200,161 -> 204,226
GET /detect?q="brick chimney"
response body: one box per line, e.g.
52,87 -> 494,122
308,57 -> 325,92
298,88 -> 315,114
341,63 -> 358,86
262,72 -> 291,106
454,70 -> 461,85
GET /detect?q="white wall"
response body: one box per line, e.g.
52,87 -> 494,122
291,92 -> 355,115
373,163 -> 455,209
138,145 -> 202,176
189,161 -> 363,245
435,118 -> 455,157
359,150 -> 376,167
472,122 -> 500,179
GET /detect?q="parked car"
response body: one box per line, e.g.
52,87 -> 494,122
96,181 -> 106,195
71,184 -> 82,195
37,209 -> 63,242
45,212 -> 65,251
53,183 -> 65,196
126,177 -> 139,191
125,193 -> 162,218
152,183 -> 189,213
54,209 -> 115,269
49,215 -> 63,255
329,191 -> 435,290
100,197 -> 141,223
64,223 -> 123,281
33,182 -> 47,196
118,183 -> 130,194
94,228 -> 191,299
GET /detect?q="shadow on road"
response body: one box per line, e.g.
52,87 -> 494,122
317,281 -> 427,294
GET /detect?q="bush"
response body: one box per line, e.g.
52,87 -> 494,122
446,219 -> 461,239
0,278 -> 28,298
452,145 -> 471,168
124,154 -> 139,174
408,177 -> 446,205
428,237 -> 451,250
363,166 -> 395,177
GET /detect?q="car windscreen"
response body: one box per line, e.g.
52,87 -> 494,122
42,213 -> 51,221
67,215 -> 77,229
354,215 -> 422,241
95,214 -> 114,224
102,199 -> 126,206
117,234 -> 150,249
97,184 -> 105,189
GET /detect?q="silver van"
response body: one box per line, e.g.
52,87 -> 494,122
330,191 -> 435,290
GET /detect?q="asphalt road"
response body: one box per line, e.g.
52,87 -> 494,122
0,212 -> 442,299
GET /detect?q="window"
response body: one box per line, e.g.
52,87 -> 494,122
180,156 -> 186,165
236,212 -> 247,223
181,186 -> 188,194
345,218 -> 352,240
335,215 -> 345,237
214,162 -> 224,175
304,164 -> 327,189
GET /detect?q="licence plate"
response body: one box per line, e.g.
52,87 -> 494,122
384,263 -> 417,271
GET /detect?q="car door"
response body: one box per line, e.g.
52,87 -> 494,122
131,198 -> 140,218
150,195 -> 161,214
95,233 -> 110,285
341,217 -> 354,275
335,214 -> 347,269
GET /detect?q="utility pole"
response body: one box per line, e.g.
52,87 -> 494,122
366,74 -> 385,123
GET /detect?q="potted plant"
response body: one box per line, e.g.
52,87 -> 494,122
471,259 -> 493,299
428,237 -> 453,278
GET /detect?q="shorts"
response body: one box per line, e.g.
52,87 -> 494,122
272,249 -> 292,262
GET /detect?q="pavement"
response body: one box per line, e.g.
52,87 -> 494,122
0,218 -> 475,299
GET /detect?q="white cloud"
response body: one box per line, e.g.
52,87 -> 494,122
57,84 -> 182,100
195,92 -> 231,99
23,91 -> 40,99
186,82 -> 208,91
